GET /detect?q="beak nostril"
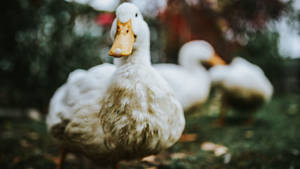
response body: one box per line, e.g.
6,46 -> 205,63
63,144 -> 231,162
114,48 -> 121,55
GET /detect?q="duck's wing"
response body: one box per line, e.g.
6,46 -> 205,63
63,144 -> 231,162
46,63 -> 116,139
223,57 -> 273,101
154,64 -> 210,110
147,67 -> 186,148
65,64 -> 116,108
46,84 -> 69,133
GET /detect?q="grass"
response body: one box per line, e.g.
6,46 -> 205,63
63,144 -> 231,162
0,94 -> 300,169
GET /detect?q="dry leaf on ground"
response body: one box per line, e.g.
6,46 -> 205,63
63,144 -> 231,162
201,141 -> 228,156
142,155 -> 156,163
179,134 -> 197,142
170,153 -> 187,159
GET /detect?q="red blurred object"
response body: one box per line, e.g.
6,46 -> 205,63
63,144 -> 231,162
159,9 -> 191,43
95,13 -> 115,27
158,0 -> 286,63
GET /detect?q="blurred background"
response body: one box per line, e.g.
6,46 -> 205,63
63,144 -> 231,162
0,0 -> 300,169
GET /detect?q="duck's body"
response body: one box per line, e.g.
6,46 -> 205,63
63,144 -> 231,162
155,63 -> 210,110
47,3 -> 184,167
154,40 -> 225,110
209,57 -> 273,122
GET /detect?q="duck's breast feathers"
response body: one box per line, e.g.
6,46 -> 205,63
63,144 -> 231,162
98,65 -> 185,155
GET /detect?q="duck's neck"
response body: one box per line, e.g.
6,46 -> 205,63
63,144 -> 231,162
114,43 -> 151,66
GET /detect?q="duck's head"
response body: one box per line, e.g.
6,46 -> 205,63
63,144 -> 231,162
109,3 -> 150,57
178,40 -> 226,69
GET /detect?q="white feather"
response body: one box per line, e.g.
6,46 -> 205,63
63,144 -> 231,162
209,57 -> 273,102
154,40 -> 214,110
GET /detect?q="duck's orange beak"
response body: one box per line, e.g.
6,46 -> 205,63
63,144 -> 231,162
109,19 -> 135,57
207,52 -> 226,66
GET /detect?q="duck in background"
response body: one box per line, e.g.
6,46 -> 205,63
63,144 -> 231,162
47,3 -> 185,169
155,40 -> 226,111
209,57 -> 273,125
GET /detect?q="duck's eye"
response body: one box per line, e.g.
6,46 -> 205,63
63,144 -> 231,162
134,34 -> 137,39
135,13 -> 138,17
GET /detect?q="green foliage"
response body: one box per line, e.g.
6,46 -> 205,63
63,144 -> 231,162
0,0 -> 106,110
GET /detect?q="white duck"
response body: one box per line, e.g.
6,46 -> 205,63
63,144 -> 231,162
209,57 -> 273,124
47,3 -> 185,169
154,40 -> 226,110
